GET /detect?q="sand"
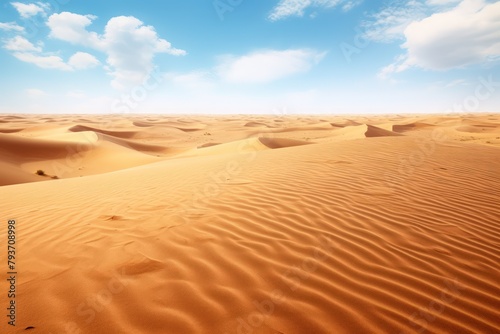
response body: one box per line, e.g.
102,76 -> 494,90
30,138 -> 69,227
0,113 -> 499,334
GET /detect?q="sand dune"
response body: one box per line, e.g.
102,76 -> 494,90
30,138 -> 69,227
244,121 -> 272,127
365,124 -> 403,137
0,131 -> 96,160
0,129 -> 175,185
0,160 -> 42,186
0,128 -> 23,133
455,125 -> 500,133
330,119 -> 363,127
258,137 -> 313,149
70,124 -> 139,139
0,114 -> 499,334
393,122 -> 434,133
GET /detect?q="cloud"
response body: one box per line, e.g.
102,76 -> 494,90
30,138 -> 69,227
11,50 -> 100,71
101,16 -> 186,89
67,90 -> 86,98
378,54 -> 411,79
361,0 -> 428,43
166,71 -> 215,89
47,12 -> 100,46
444,79 -> 467,88
428,78 -> 469,90
2,36 -> 100,71
47,12 -> 186,90
342,0 -> 363,11
11,2 -> 48,19
361,0 -> 466,43
3,36 -> 41,52
26,88 -> 47,98
217,49 -> 326,83
269,0 -> 361,21
381,0 -> 500,76
403,0 -> 500,69
13,52 -> 72,70
0,22 -> 24,32
68,51 -> 100,69
426,0 -> 461,5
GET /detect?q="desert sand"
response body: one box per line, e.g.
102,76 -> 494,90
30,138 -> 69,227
0,113 -> 499,334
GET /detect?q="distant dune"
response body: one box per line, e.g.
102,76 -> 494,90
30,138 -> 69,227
0,113 -> 499,334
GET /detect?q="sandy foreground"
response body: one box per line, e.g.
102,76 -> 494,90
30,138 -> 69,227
0,113 -> 499,334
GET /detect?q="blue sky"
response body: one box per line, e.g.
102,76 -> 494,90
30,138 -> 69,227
0,0 -> 499,114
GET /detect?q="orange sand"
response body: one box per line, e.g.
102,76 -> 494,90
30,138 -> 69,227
0,113 -> 499,333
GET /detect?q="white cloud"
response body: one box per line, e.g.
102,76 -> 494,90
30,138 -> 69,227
11,2 -> 48,19
217,49 -> 326,84
3,36 -> 41,52
26,88 -> 47,98
68,51 -> 100,69
47,12 -> 100,46
0,22 -> 24,32
361,0 -> 466,43
102,16 -> 186,89
403,0 -> 500,69
269,0 -> 361,21
381,0 -> 500,76
3,37 -> 99,71
47,12 -> 186,90
13,52 -> 72,70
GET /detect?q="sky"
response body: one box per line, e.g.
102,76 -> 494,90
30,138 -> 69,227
0,0 -> 499,114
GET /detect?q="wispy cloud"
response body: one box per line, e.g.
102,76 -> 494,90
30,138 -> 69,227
2,36 -> 100,71
444,79 -> 468,88
3,36 -> 41,52
269,0 -> 362,21
428,78 -> 468,90
26,88 -> 48,98
13,52 -> 72,70
67,90 -> 86,99
11,2 -> 49,19
165,71 -> 215,89
342,0 -> 363,11
378,54 -> 411,79
361,0 -> 428,43
217,49 -> 326,83
0,22 -> 24,32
